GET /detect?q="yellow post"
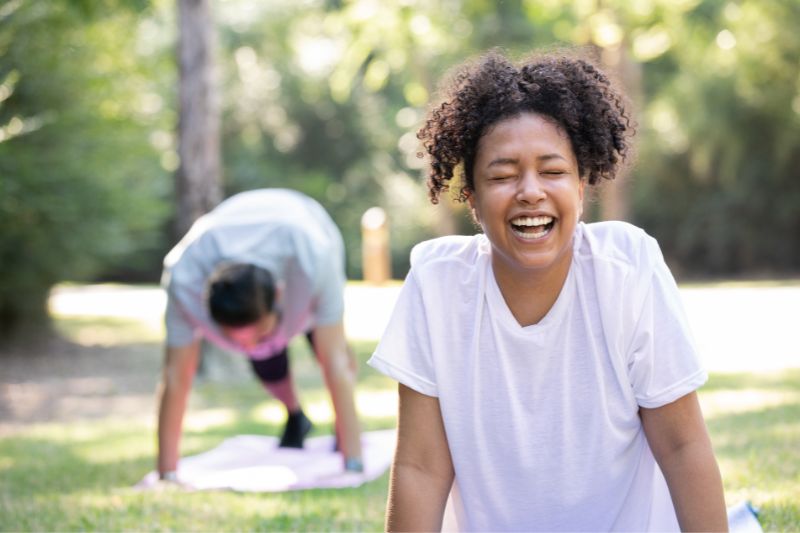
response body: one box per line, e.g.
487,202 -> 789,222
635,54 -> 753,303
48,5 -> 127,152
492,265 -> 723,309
361,207 -> 391,284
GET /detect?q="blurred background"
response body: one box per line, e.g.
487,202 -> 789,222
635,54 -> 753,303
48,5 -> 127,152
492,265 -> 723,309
2,0 -> 800,336
1,2 -> 799,530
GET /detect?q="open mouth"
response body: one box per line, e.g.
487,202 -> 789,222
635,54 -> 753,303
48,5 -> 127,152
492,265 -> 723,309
510,215 -> 555,240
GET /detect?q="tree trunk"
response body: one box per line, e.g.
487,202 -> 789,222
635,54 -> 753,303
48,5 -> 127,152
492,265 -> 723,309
174,0 -> 222,241
598,42 -> 641,222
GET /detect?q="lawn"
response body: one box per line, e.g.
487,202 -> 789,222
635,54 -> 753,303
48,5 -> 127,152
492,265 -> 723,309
1,297 -> 798,531
0,321 -> 395,531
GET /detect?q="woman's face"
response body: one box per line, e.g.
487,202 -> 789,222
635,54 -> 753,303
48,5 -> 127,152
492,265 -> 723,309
469,112 -> 585,284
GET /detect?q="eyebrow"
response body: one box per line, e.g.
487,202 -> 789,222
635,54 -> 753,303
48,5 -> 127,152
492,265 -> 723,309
486,153 -> 568,167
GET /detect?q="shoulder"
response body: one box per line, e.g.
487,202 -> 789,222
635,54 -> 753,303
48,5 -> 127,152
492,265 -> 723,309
410,234 -> 488,273
406,235 -> 489,292
574,221 -> 672,326
576,221 -> 662,274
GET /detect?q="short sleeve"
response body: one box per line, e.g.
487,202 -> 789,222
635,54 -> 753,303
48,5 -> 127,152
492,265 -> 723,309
308,240 -> 346,325
312,266 -> 345,326
367,270 -> 438,397
164,293 -> 200,347
627,243 -> 707,408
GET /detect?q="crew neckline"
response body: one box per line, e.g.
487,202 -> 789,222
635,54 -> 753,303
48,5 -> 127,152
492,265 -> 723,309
484,226 -> 583,336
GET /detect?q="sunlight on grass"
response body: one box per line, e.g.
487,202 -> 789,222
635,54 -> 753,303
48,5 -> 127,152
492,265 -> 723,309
247,388 -> 398,427
357,388 -> 398,418
49,283 -> 165,325
305,400 -> 335,423
48,282 -> 401,344
52,315 -> 163,345
700,389 -> 800,419
5,293 -> 795,530
77,434 -> 158,465
680,278 -> 800,289
184,408 -> 239,431
17,420 -> 135,443
251,402 -> 289,424
698,372 -> 800,531
2,368 -> 799,530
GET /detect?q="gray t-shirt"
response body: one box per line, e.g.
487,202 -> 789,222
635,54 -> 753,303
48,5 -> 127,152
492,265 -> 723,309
161,189 -> 346,359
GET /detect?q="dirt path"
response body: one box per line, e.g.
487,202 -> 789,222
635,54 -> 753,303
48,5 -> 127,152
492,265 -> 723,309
2,282 -> 798,435
0,284 -> 403,435
0,335 -> 162,435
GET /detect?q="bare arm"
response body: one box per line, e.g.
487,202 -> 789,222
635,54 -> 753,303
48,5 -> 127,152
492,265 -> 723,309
156,340 -> 200,476
641,391 -> 727,532
312,321 -> 363,464
387,384 -> 454,532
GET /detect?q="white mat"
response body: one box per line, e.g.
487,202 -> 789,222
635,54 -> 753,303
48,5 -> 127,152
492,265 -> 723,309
137,429 -> 396,492
728,501 -> 764,533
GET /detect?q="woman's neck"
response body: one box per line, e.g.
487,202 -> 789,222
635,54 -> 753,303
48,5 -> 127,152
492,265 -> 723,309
491,250 -> 573,327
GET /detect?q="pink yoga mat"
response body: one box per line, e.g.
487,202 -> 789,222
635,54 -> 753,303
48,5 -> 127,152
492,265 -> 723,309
137,429 -> 396,492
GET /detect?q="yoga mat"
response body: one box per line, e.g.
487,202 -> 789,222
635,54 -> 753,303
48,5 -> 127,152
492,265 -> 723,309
136,429 -> 396,492
137,431 -> 763,533
728,501 -> 763,533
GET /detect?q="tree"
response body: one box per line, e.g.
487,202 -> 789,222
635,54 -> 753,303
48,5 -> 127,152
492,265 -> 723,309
173,0 -> 221,240
0,1 -> 169,337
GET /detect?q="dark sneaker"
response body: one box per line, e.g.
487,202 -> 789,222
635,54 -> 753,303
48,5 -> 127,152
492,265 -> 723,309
279,410 -> 313,448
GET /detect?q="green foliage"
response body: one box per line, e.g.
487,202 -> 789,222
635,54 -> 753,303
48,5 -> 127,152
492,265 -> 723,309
213,0 -> 800,278
213,0 -> 567,278
631,0 -> 800,275
0,1 -> 170,332
3,0 -> 799,336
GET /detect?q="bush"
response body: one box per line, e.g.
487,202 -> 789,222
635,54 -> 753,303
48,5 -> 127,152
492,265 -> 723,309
0,2 -> 170,334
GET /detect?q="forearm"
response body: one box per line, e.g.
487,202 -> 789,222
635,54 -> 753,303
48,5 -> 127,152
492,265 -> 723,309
660,440 -> 727,532
322,357 -> 362,460
313,323 -> 362,461
386,462 -> 452,532
157,381 -> 191,474
388,384 -> 454,531
156,343 -> 198,475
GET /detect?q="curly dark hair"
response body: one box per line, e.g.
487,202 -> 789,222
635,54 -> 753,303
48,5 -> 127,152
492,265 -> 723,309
417,48 -> 634,204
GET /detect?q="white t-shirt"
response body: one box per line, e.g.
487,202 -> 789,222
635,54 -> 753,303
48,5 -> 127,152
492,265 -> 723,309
162,189 -> 346,359
368,221 -> 707,531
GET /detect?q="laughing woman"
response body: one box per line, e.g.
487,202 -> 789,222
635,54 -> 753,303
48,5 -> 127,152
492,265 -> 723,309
368,49 -> 727,532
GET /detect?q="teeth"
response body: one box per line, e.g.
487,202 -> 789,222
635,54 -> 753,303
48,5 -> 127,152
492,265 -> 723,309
511,215 -> 553,227
511,226 -> 550,240
510,215 -> 553,240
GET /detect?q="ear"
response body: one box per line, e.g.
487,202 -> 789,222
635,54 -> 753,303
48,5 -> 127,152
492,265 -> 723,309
466,190 -> 480,223
578,179 -> 586,220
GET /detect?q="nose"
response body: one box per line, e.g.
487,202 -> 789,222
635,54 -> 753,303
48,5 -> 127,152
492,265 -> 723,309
515,171 -> 546,204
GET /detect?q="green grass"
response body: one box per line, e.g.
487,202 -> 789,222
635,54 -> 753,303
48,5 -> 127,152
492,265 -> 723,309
1,316 -> 798,531
700,370 -> 800,531
0,325 -> 394,532
0,422 -> 389,531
